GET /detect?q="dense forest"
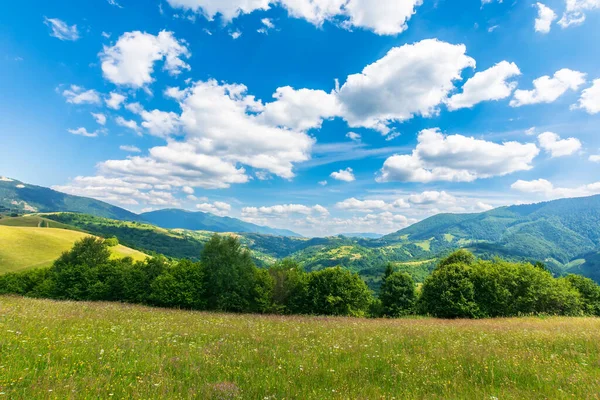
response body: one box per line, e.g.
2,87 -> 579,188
2,236 -> 600,319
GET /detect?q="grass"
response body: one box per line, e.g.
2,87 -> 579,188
0,226 -> 147,274
1,297 -> 600,399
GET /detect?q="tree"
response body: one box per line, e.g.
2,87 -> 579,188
379,265 -> 416,317
438,249 -> 475,268
305,267 -> 372,317
201,235 -> 256,312
561,274 -> 600,316
268,259 -> 308,314
150,260 -> 206,309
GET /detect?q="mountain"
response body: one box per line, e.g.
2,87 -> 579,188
140,209 -> 302,237
1,177 -> 301,237
0,177 -> 140,221
339,233 -> 385,239
381,195 -> 600,266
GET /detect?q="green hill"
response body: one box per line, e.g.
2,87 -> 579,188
0,177 -> 140,221
0,223 -> 147,273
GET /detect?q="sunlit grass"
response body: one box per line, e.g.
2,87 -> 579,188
1,296 -> 600,399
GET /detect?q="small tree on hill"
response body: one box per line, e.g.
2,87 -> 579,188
201,235 -> 256,312
379,264 -> 416,317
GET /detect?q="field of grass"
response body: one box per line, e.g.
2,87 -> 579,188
0,215 -> 79,230
0,226 -> 147,273
1,296 -> 600,399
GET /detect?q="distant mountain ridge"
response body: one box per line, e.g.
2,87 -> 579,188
0,177 -> 301,237
140,209 -> 301,237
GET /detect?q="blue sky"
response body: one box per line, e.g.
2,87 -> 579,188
1,0 -> 599,236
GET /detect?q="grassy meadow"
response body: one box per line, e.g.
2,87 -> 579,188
0,224 -> 147,273
1,296 -> 600,399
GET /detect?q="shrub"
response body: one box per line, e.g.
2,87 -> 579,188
561,274 -> 600,316
379,264 -> 416,317
304,267 -> 373,317
150,260 -> 206,309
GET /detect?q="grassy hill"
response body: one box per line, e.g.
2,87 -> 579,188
2,296 -> 600,399
0,216 -> 147,273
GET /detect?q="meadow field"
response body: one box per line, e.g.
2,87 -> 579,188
0,224 -> 147,273
1,296 -> 600,399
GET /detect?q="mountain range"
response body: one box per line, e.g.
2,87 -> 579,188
0,177 -> 301,237
2,176 -> 600,285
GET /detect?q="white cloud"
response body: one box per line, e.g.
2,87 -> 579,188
525,127 -> 537,136
407,191 -> 456,206
120,145 -> 141,153
44,17 -> 80,41
535,3 -> 557,33
510,69 -> 586,107
100,30 -> 191,88
102,32 -> 112,39
182,186 -> 194,194
165,0 -> 423,35
512,178 -> 600,199
336,197 -> 409,212
537,132 -> 582,157
446,61 -> 521,110
573,79 -> 600,114
115,116 -> 140,133
259,18 -> 275,33
242,204 -> 329,217
196,201 -> 231,216
330,167 -> 355,182
259,87 -> 341,131
558,0 -> 599,28
346,132 -> 361,142
230,30 -> 242,39
62,85 -> 101,105
378,128 -> 539,183
91,113 -> 107,125
589,155 -> 600,162
336,39 -> 475,133
53,176 -> 179,207
106,92 -> 127,109
318,180 -> 328,186
107,0 -> 122,7
68,127 -> 101,138
128,104 -> 180,137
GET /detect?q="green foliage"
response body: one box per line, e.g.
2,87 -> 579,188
202,235 -> 257,312
379,266 -> 416,317
150,260 -> 206,309
104,237 -> 119,247
561,274 -> 600,316
304,267 -> 373,317
420,250 -> 586,318
268,259 -> 309,314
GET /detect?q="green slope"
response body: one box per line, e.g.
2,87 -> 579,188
0,177 -> 140,221
0,225 -> 148,273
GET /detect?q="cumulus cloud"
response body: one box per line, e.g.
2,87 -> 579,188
589,155 -> 600,162
512,178 -> 600,199
377,128 -> 539,183
346,132 -> 361,142
91,113 -> 107,125
558,0 -> 599,28
68,127 -> 102,138
330,168 -> 356,182
335,197 -> 409,212
196,201 -> 231,216
259,87 -> 341,131
446,61 -> 521,110
242,204 -> 329,217
52,176 -> 179,207
44,17 -> 80,41
534,3 -> 557,33
100,30 -> 190,88
115,116 -> 140,133
537,132 -> 582,157
336,39 -> 475,133
106,92 -> 127,109
573,79 -> 600,114
62,85 -> 101,105
165,0 -> 423,35
182,186 -> 194,194
127,103 -> 180,137
119,145 -> 141,153
510,69 -> 586,107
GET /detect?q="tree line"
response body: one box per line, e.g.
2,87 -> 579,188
1,236 -> 600,319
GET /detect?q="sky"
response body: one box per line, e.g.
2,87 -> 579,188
1,0 -> 599,237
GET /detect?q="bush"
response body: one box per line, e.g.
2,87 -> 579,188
379,264 -> 416,317
150,260 -> 206,309
561,274 -> 600,316
104,237 -> 119,247
304,267 -> 373,317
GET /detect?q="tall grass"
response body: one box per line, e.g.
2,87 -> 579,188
1,296 -> 600,399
